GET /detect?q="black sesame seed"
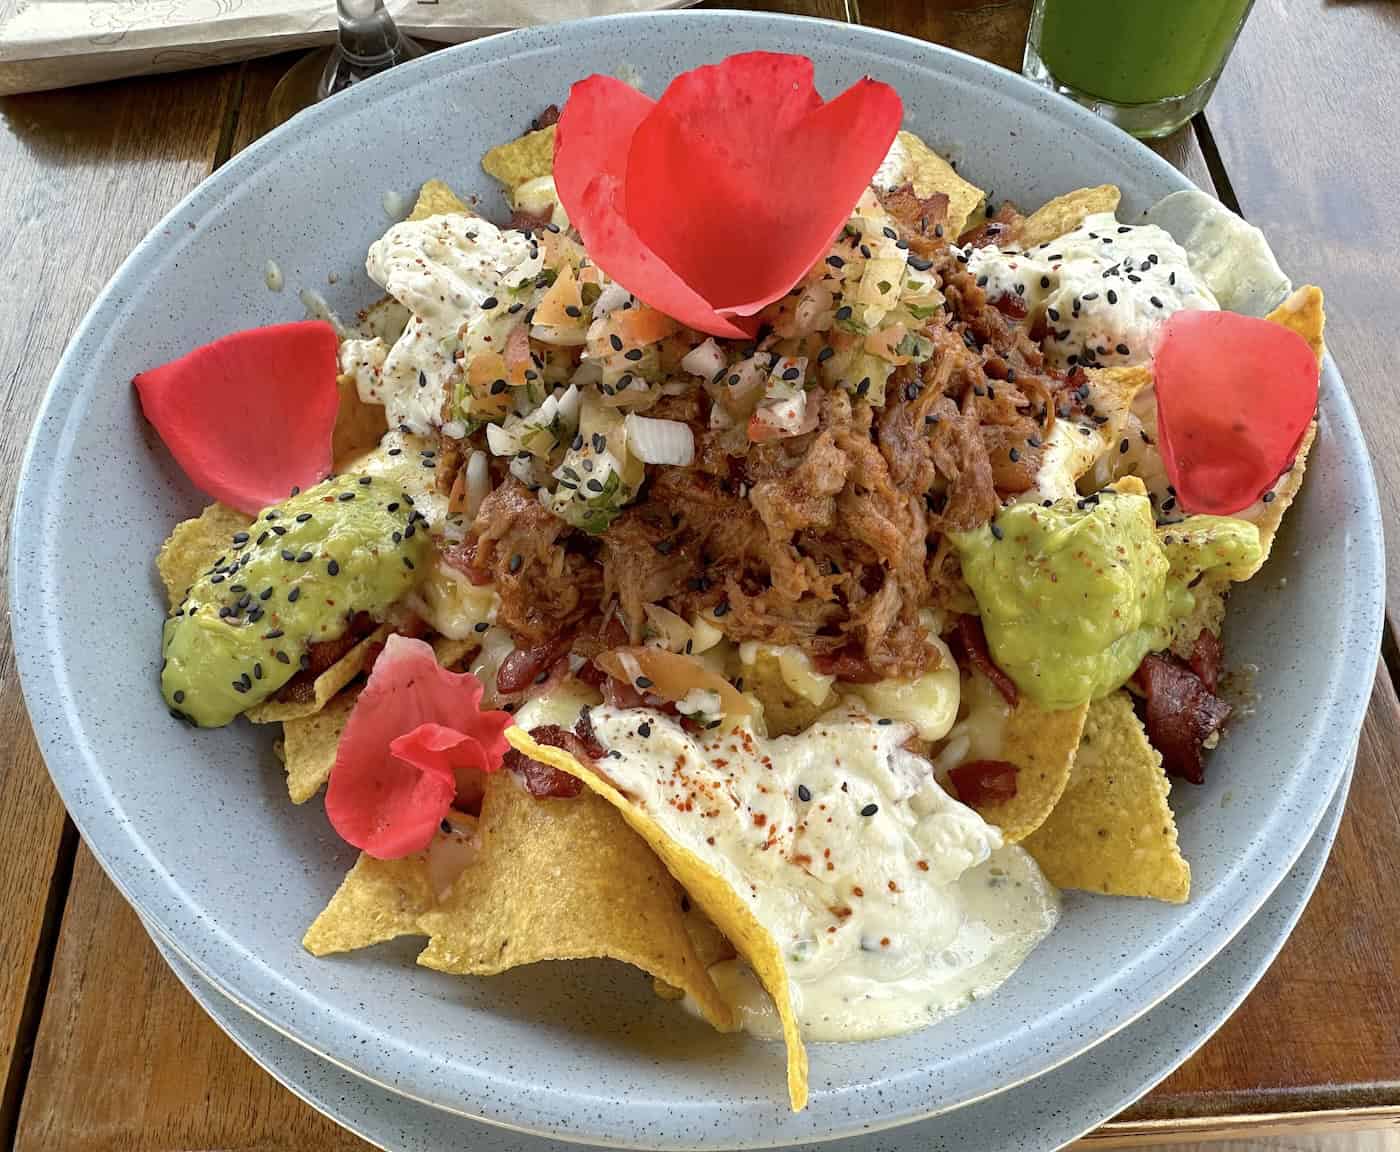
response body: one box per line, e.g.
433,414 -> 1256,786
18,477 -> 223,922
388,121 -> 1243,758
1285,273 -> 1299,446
296,512 -> 312,523
231,531 -> 249,544
835,305 -> 853,321
281,549 -> 295,562
265,511 -> 280,521
624,348 -> 643,361
403,556 -> 415,569
782,366 -> 801,381
638,721 -> 652,738
482,296 -> 499,310
490,379 -> 507,395
404,523 -> 416,538
1263,490 -> 1277,503
388,447 -> 402,456
232,680 -> 248,693
990,522 -> 1004,540
210,573 -> 226,584
713,599 -> 731,618
275,650 -> 290,664
173,690 -> 185,704
338,491 -> 355,502
636,676 -> 654,689
592,433 -> 607,453
508,553 -> 523,573
976,274 -> 989,288
860,243 -> 872,258
563,304 -> 581,318
508,302 -> 523,314
326,558 -> 340,576
817,345 -> 836,363
909,255 -> 933,271
860,803 -> 879,817
797,784 -> 812,802
287,588 -> 300,603
256,531 -> 269,545
1120,438 -> 1131,454
1106,289 -> 1118,304
1009,447 -> 1021,463
359,476 -> 372,486
271,525 -> 287,536
474,621 -> 490,634
1040,275 -> 1050,289
1115,343 -> 1131,356
296,550 -> 313,564
300,654 -> 311,671
253,662 -> 263,681
877,717 -> 892,726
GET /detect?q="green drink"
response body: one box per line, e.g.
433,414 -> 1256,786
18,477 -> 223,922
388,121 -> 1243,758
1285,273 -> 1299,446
1024,0 -> 1255,138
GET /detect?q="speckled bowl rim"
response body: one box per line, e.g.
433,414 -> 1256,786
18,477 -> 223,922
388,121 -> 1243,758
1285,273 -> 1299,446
10,11 -> 1385,1150
146,762 -> 1356,1152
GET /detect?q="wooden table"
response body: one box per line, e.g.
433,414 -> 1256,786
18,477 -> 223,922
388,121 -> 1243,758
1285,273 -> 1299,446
1,2 -> 1396,1148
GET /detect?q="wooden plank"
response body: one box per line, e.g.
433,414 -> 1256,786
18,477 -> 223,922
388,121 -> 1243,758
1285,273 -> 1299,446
0,65 -> 236,1140
1105,662 -> 1400,1125
1203,0 -> 1400,614
13,848 -> 371,1152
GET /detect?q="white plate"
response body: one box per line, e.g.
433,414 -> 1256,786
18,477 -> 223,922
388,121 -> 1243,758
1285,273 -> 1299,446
11,11 -> 1383,1148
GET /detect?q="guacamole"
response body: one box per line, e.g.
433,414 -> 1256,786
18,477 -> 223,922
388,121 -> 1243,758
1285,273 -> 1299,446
162,473 -> 430,727
954,492 -> 1260,710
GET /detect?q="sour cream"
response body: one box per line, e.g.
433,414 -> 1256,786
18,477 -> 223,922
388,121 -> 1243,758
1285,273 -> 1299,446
964,212 -> 1217,370
365,214 -> 543,434
585,704 -> 1058,1042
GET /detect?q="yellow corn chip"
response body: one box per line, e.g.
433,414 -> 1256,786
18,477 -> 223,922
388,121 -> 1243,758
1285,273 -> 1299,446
1016,185 -> 1121,250
245,624 -> 390,724
1022,690 -> 1190,903
281,687 -> 358,804
409,178 -> 471,221
416,772 -> 732,1031
431,634 -> 478,670
155,503 -> 251,609
507,727 -> 808,1111
306,772 -> 733,1032
333,373 -> 388,470
482,126 -> 556,190
654,902 -> 737,1001
304,850 -> 436,954
973,697 -> 1088,843
888,129 -> 986,239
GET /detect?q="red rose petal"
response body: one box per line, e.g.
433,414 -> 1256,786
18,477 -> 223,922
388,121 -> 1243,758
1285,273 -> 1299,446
134,321 -> 340,514
553,54 -> 903,339
1153,310 -> 1318,515
627,53 -> 902,318
325,635 -> 514,859
556,76 -> 751,338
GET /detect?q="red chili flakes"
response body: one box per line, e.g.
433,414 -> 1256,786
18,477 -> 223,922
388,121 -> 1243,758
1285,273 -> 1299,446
851,886 -> 864,898
916,860 -> 930,872
887,880 -> 899,893
830,906 -> 853,919
792,853 -> 813,867
752,812 -> 767,827
948,759 -> 1019,806
880,937 -> 891,948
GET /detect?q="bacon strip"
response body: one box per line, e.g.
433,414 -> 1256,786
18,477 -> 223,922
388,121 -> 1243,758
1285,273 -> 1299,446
497,634 -> 574,696
501,723 -> 598,798
952,615 -> 1019,707
948,759 -> 1018,807
1136,652 -> 1231,784
1188,628 -> 1224,694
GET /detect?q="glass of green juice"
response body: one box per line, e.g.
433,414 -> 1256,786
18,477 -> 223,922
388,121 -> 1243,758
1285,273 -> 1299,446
1023,0 -> 1256,139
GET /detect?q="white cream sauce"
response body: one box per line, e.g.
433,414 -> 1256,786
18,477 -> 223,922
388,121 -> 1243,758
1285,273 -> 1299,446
585,703 -> 1057,1042
964,212 -> 1217,370
365,213 -> 543,435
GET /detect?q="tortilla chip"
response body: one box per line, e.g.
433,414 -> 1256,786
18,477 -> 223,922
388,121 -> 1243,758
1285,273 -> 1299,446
333,373 -> 388,470
245,624 -> 390,723
888,129 -> 985,239
1086,364 -> 1150,432
654,902 -> 737,1001
508,727 -> 808,1111
431,634 -> 478,670
307,771 -> 733,1032
409,178 -> 471,221
482,126 -> 556,190
281,687 -> 358,803
1022,691 -> 1190,903
1016,185 -> 1121,250
974,698 -> 1088,842
304,850 -> 436,954
155,503 -> 251,608
741,648 -> 832,737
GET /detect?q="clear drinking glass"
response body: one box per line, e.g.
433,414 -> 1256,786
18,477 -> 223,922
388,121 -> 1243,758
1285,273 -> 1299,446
1022,0 -> 1255,139
266,0 -> 422,129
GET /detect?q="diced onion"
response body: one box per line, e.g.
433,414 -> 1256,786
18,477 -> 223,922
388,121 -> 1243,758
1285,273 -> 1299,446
485,423 -> 514,456
530,323 -> 588,347
441,419 -> 467,439
681,337 -> 727,379
465,450 -> 490,520
624,413 -> 694,465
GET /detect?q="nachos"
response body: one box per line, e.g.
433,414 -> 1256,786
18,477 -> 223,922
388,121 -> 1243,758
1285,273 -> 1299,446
137,53 -> 1322,1111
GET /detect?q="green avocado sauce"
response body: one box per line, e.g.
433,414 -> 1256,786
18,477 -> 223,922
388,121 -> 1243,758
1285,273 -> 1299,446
954,492 -> 1261,711
162,473 -> 430,727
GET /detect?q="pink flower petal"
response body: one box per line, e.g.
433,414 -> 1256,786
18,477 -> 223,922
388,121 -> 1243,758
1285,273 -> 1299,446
325,635 -> 513,859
